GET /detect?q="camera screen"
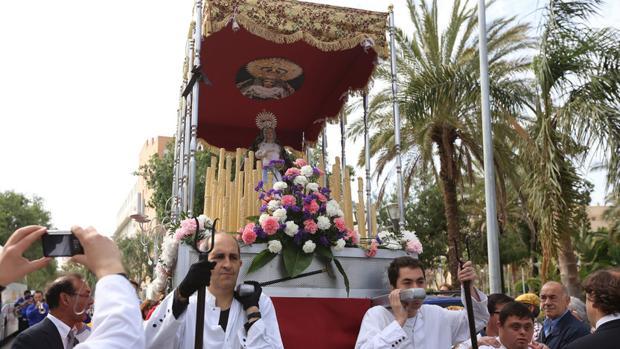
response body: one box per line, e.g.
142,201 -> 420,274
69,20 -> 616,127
42,234 -> 82,257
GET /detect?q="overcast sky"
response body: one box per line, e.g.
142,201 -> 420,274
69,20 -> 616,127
1,0 -> 618,236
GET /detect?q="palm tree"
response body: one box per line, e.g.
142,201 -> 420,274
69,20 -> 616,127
349,0 -> 532,284
523,0 -> 620,296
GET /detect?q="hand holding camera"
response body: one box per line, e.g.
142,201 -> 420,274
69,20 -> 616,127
0,226 -> 51,287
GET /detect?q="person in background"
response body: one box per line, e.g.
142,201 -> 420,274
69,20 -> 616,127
515,293 -> 543,340
14,290 -> 33,332
568,296 -> 589,327
478,301 -> 549,349
566,268 -> 620,349
23,290 -> 48,326
455,293 -> 514,349
538,282 -> 589,349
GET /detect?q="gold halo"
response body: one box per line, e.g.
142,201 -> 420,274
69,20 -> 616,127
246,58 -> 303,81
256,110 -> 277,130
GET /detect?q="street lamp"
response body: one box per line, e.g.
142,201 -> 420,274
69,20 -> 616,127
386,202 -> 400,233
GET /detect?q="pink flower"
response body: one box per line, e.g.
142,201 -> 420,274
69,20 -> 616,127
281,195 -> 296,206
174,227 -> 192,240
294,159 -> 307,167
261,217 -> 280,235
285,168 -> 301,177
241,223 -> 257,244
334,217 -> 347,232
315,192 -> 327,203
303,219 -> 318,234
366,240 -> 379,257
304,200 -> 320,214
406,240 -> 423,254
346,229 -> 360,244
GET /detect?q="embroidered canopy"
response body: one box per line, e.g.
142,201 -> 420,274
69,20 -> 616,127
196,0 -> 388,151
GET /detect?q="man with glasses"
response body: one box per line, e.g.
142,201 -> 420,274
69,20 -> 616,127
13,273 -> 94,349
479,302 -> 549,349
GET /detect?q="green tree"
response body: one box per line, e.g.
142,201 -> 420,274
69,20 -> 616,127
0,191 -> 57,290
522,0 -> 620,296
115,234 -> 155,285
349,0 -> 532,284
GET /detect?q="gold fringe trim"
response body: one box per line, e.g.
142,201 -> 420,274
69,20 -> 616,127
203,14 -> 388,59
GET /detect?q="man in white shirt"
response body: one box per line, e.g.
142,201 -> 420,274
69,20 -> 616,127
479,301 -> 548,349
13,273 -> 94,349
355,256 -> 490,349
144,232 -> 283,348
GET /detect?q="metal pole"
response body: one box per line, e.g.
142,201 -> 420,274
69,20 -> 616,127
187,0 -> 203,217
340,112 -> 346,179
388,7 -> 405,229
363,92 -> 373,237
477,0 -> 501,294
321,128 -> 328,187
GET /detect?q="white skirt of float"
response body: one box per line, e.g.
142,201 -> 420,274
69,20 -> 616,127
174,243 -> 417,298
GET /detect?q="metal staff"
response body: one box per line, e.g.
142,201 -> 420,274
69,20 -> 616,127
193,218 -> 217,349
455,238 -> 478,349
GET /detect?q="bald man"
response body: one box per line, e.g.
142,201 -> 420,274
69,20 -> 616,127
538,281 -> 589,349
144,233 -> 283,348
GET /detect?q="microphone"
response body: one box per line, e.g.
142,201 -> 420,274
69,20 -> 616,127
236,283 -> 255,297
371,288 -> 427,307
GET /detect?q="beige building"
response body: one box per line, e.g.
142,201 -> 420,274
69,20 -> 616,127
115,136 -> 173,238
586,205 -> 611,231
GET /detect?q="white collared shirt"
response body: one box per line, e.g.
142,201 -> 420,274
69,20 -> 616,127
595,313 -> 620,330
47,313 -> 74,349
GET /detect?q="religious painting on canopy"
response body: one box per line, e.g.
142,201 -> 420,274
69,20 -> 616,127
235,57 -> 304,100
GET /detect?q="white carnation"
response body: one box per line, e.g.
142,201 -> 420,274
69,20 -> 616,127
273,208 -> 287,222
258,213 -> 270,224
402,230 -> 418,242
284,221 -> 299,237
300,165 -> 314,177
306,182 -> 319,192
326,200 -> 341,217
378,231 -> 390,240
267,240 -> 283,253
293,175 -> 308,186
333,238 -> 346,251
267,200 -> 281,211
273,181 -> 288,190
302,240 -> 316,253
385,242 -> 402,250
196,214 -> 212,231
317,216 -> 331,230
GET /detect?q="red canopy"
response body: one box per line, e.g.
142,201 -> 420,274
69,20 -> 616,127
196,0 -> 388,152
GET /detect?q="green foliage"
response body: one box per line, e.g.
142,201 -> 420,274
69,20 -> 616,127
135,140 -> 212,221
247,249 -> 278,274
282,242 -> 313,277
115,234 -> 154,284
574,228 -> 620,278
0,191 -> 56,290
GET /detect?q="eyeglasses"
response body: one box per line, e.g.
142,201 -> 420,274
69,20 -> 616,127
70,293 -> 93,300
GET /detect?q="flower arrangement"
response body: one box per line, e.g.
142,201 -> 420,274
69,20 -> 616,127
239,159 -> 359,290
366,229 -> 423,257
147,214 -> 212,299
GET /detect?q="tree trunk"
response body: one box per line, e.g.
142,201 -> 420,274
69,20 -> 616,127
435,126 -> 461,286
557,234 -> 582,298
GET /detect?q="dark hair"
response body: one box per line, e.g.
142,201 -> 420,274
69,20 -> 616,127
33,290 -> 43,296
499,301 -> 534,326
23,290 -> 31,296
388,256 -> 425,288
584,268 -> 620,315
488,293 -> 514,315
45,273 -> 83,310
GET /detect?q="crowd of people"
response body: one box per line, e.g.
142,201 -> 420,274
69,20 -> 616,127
0,225 -> 618,349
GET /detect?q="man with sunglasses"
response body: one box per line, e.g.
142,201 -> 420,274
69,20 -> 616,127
13,273 -> 94,349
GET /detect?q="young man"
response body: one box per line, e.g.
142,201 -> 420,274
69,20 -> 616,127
23,290 -> 48,326
355,256 -> 489,348
515,293 -> 542,339
455,294 -> 514,349
144,232 -> 283,348
566,268 -> 620,349
13,274 -> 94,349
538,282 -> 589,349
479,301 -> 548,349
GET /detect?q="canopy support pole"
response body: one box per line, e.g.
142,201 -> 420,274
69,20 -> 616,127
321,127 -> 328,187
477,0 -> 501,294
363,92 -> 373,237
340,112 -> 346,184
388,6 -> 405,230
187,0 -> 203,218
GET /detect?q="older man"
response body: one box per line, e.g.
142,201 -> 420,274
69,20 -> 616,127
144,232 -> 283,348
479,302 -> 548,349
537,282 -> 589,349
566,268 -> 620,349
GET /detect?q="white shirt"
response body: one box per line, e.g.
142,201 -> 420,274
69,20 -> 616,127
478,337 -> 507,349
595,313 -> 620,330
144,288 -> 283,349
47,313 -> 73,349
75,274 -> 145,349
355,289 -> 489,349
256,142 -> 281,166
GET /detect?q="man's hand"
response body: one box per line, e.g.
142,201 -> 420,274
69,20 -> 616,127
389,289 -> 408,327
234,281 -> 262,311
177,258 -> 216,299
71,226 -> 125,279
477,336 -> 501,348
0,226 -> 51,286
457,261 -> 481,301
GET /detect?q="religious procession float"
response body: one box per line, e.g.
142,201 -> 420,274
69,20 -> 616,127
146,1 -> 424,347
